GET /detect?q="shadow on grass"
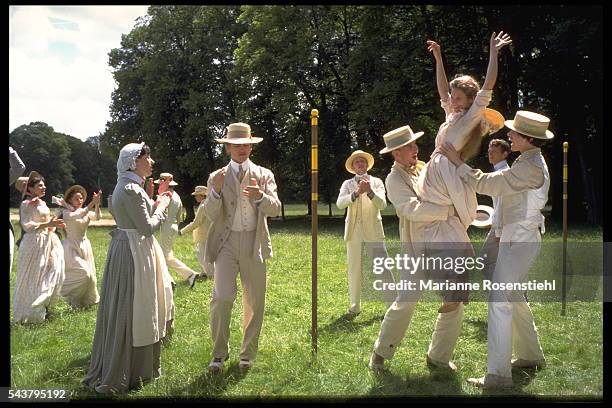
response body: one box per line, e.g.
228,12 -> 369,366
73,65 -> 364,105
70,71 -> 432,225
172,361 -> 249,397
367,368 -> 464,396
319,313 -> 384,334
463,316 -> 488,342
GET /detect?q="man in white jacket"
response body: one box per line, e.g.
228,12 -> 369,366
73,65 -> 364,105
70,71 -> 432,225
180,185 -> 213,279
440,110 -> 552,389
336,150 -> 395,316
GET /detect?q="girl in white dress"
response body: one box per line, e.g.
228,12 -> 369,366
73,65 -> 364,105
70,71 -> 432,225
13,171 -> 65,324
55,185 -> 102,308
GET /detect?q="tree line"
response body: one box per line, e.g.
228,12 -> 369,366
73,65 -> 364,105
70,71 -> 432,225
11,6 -> 602,224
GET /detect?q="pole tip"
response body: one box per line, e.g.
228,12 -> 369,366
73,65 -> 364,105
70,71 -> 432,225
311,109 -> 319,117
563,142 -> 568,151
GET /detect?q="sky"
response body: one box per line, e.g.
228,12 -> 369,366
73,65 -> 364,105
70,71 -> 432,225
9,5 -> 150,141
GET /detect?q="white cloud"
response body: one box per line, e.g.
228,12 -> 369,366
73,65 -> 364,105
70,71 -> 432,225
9,5 -> 149,140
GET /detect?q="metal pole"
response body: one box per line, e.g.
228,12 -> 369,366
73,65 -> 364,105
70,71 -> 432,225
561,142 -> 568,316
311,108 -> 319,354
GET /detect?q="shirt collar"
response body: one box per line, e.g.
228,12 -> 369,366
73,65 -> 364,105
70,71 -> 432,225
123,171 -> 144,186
493,160 -> 509,171
230,159 -> 251,174
354,172 -> 369,181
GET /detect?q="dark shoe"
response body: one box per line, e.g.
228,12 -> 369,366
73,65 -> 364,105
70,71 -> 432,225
188,274 -> 197,289
238,359 -> 253,370
426,354 -> 457,372
197,272 -> 208,281
208,355 -> 229,373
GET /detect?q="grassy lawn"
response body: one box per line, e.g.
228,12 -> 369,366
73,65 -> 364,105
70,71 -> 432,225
9,217 -> 602,400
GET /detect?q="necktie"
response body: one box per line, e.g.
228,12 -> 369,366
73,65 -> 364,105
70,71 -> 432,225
238,167 -> 246,182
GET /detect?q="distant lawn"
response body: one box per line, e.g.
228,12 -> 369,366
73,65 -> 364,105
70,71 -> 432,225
9,218 -> 602,400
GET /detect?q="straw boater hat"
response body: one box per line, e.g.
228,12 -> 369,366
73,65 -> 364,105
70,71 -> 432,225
214,122 -> 263,144
64,185 -> 87,203
191,185 -> 208,196
379,125 -> 425,154
345,150 -> 374,174
14,176 -> 29,195
471,205 -> 494,228
504,110 -> 555,139
154,172 -> 178,186
483,108 -> 505,135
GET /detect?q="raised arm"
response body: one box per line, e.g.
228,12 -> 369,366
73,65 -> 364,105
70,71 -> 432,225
9,147 -> 26,185
482,31 -> 512,91
427,40 -> 450,102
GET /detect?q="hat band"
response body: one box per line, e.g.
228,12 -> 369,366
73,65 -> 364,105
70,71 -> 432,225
514,119 -> 547,136
227,130 -> 251,138
384,134 -> 413,150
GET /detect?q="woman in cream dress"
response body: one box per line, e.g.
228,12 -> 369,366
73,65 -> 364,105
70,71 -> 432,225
56,185 -> 102,308
13,171 -> 65,324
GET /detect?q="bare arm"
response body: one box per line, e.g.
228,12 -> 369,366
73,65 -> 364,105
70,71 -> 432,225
482,31 -> 512,91
427,40 -> 449,102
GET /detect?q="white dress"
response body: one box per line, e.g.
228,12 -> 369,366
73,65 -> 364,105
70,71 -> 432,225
60,207 -> 100,307
13,198 -> 65,323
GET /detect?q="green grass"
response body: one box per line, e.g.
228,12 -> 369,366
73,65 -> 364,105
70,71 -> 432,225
9,218 -> 603,400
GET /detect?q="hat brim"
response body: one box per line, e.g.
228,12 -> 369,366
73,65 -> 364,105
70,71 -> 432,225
154,180 -> 178,186
64,185 -> 88,203
379,132 -> 425,154
504,120 -> 554,140
215,137 -> 263,144
191,191 -> 207,196
471,205 -> 494,228
345,152 -> 375,174
483,109 -> 505,135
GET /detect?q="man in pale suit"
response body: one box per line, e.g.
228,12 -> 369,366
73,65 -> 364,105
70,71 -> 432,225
203,122 -> 281,373
180,185 -> 213,279
479,139 -> 511,280
369,125 -> 458,372
156,173 -> 198,289
441,110 -> 552,389
336,150 -> 395,316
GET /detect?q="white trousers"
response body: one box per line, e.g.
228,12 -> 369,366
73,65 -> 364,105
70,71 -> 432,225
479,228 -> 500,281
487,223 -> 545,378
373,266 -> 464,363
160,227 -> 197,281
346,222 -> 395,314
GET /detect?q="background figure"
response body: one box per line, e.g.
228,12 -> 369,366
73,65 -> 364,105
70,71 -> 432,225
13,171 -> 65,324
336,150 -> 395,316
180,185 -> 213,279
479,139 -> 511,280
9,146 -> 26,274
56,185 -> 102,308
83,142 -> 174,394
203,122 -> 281,373
156,173 -> 198,289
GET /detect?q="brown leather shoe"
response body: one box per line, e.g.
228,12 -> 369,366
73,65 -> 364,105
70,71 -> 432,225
467,374 -> 514,389
426,354 -> 457,372
511,358 -> 546,370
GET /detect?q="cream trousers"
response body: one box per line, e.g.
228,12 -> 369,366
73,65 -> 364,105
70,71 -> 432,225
210,230 -> 267,361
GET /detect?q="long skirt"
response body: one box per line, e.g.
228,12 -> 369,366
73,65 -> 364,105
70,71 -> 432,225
83,229 -> 173,394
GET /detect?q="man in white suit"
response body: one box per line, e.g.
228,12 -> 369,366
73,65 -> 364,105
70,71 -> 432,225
336,150 -> 395,316
156,173 -> 198,289
202,122 -> 281,373
440,110 -> 552,389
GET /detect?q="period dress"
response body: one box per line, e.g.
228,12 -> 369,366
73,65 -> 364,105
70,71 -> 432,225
60,207 -> 100,308
83,171 -> 174,393
13,197 -> 65,323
